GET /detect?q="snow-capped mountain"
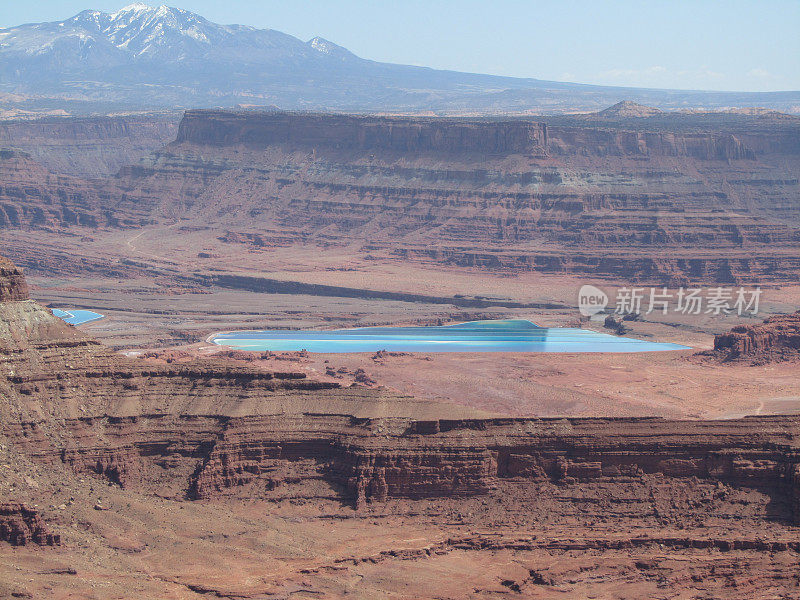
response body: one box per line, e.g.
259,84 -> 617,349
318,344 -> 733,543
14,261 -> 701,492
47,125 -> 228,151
0,4 -> 797,114
69,3 -> 241,59
307,37 -> 356,61
1,4 -> 346,66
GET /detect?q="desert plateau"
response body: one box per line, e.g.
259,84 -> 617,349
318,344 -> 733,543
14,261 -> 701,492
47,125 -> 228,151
1,3 -> 799,599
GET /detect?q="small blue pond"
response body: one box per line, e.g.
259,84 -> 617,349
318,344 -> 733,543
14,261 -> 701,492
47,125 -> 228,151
52,309 -> 105,326
210,319 -> 689,353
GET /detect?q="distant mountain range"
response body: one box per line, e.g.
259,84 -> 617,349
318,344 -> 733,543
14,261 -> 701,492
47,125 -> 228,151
1,3 -> 798,116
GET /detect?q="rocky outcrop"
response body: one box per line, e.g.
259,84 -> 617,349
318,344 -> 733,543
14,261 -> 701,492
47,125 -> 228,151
175,110 -> 787,160
546,126 -> 757,160
0,254 -> 28,301
8,411 -> 799,522
713,311 -> 800,360
0,503 -> 60,546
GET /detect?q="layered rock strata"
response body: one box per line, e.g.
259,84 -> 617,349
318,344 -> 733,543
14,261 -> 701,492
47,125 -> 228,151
114,110 -> 800,284
1,255 -> 799,541
714,311 -> 800,360
0,503 -> 60,546
0,115 -> 180,178
2,111 -> 800,284
7,412 -> 797,521
0,254 -> 28,301
0,150 -> 148,230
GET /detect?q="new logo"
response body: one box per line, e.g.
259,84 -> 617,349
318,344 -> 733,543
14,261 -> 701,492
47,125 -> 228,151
578,285 -> 608,317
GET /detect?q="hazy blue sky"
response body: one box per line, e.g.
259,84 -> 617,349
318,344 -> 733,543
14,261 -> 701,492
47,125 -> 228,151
2,1 -> 798,92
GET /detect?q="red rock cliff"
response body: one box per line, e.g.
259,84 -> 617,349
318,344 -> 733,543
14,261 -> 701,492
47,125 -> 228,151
176,110 -> 548,154
0,115 -> 180,178
2,256 -> 800,551
0,254 -> 28,301
714,311 -> 800,360
175,110 -> 789,159
115,110 -> 800,285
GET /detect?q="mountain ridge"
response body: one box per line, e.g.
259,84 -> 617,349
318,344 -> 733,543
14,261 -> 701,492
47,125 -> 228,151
1,4 -> 798,115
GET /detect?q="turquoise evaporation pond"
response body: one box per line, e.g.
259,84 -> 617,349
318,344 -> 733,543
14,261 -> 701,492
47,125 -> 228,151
210,319 -> 690,354
52,309 -> 105,326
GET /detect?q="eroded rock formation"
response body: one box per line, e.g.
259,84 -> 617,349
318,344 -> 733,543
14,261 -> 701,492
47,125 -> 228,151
0,254 -> 28,301
174,110 -> 799,159
1,254 -> 799,596
2,111 -> 800,285
0,150 -> 148,230
0,503 -> 60,546
1,254 -> 799,522
175,111 -> 549,155
11,410 -> 796,522
116,110 -> 800,284
714,311 -> 800,361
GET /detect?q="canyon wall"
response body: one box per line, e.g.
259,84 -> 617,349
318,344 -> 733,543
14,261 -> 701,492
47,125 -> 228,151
1,255 -> 799,542
0,114 -> 180,178
1,111 -> 799,284
117,110 -> 800,284
7,411 -> 799,524
0,503 -> 60,546
176,111 -> 549,155
0,115 -> 176,230
175,110 -> 800,159
0,149 -> 149,230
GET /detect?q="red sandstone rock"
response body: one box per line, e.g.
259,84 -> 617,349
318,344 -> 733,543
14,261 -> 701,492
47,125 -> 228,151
0,254 -> 28,301
1,252 -> 798,524
115,111 -> 800,285
0,150 -> 148,230
3,111 -> 800,284
1,254 -> 800,596
0,503 -> 60,546
713,311 -> 800,361
0,115 -> 179,178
